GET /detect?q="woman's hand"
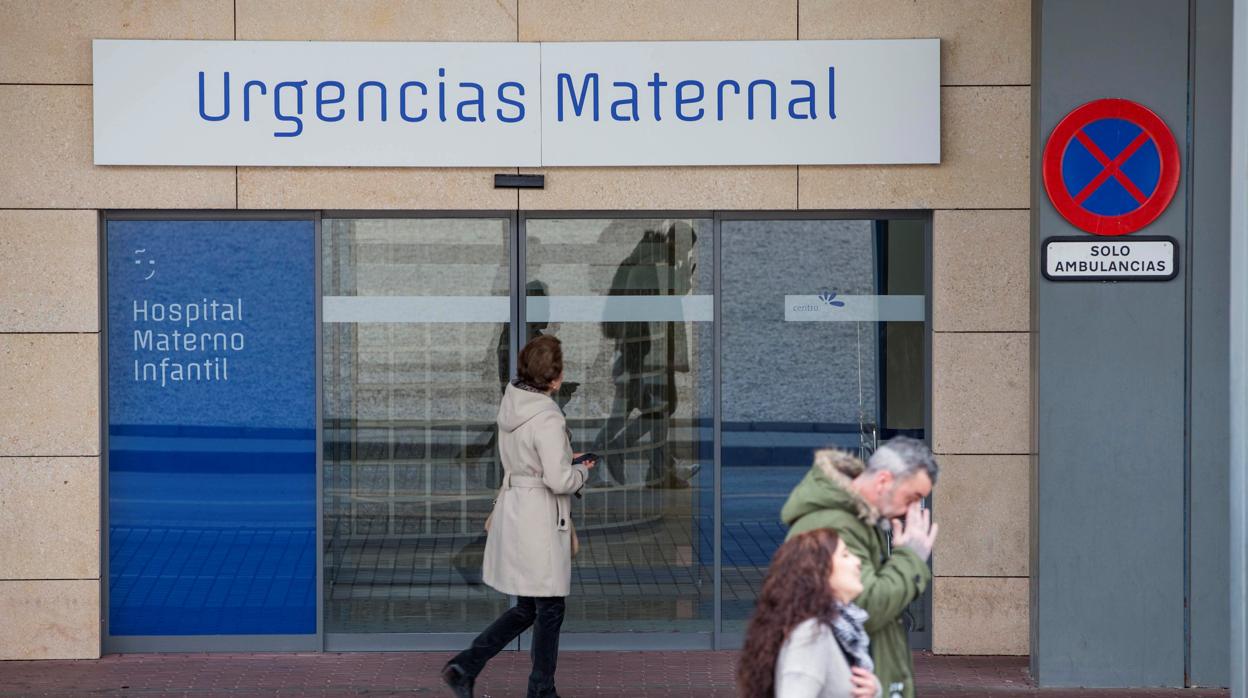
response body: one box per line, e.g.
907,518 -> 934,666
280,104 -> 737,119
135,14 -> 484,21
572,452 -> 597,469
850,667 -> 879,698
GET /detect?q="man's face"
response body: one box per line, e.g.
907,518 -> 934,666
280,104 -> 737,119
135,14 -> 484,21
876,469 -> 933,519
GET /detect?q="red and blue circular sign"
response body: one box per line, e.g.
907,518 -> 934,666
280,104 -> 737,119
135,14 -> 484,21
1042,99 -> 1180,236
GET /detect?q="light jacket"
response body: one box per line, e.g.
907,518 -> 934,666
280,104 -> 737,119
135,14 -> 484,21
482,382 -> 589,598
774,618 -> 882,698
780,450 -> 930,698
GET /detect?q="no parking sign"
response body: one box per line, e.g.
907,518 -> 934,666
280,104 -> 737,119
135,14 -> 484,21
1042,99 -> 1180,236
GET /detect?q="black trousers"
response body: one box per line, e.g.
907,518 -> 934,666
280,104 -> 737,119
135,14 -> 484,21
450,596 -> 566,698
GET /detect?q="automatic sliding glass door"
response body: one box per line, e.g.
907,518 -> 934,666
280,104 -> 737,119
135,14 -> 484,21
321,216 -> 513,639
718,217 -> 929,645
522,218 -> 715,637
318,213 -> 928,649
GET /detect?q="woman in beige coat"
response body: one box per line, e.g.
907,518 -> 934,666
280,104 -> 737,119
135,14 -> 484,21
442,335 -> 594,698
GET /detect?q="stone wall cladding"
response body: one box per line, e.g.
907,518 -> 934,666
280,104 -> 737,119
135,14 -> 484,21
798,0 -> 1033,656
0,0 -> 1031,659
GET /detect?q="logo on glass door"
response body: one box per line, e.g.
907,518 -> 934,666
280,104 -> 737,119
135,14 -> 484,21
817,290 -> 846,307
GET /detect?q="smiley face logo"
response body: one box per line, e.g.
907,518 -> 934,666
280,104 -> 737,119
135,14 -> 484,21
133,248 -> 155,280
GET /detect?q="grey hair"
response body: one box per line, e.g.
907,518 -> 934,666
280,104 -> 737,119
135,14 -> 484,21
865,436 -> 939,485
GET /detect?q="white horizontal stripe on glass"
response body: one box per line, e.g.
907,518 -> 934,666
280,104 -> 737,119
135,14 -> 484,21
783,295 -> 926,322
526,295 -> 714,322
323,296 -> 510,323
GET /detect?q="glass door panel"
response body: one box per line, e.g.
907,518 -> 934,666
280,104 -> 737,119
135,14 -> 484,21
322,217 -> 512,634
719,218 -> 928,637
318,213 -> 928,647
523,218 -> 714,633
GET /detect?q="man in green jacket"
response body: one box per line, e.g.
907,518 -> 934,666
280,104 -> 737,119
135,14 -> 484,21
781,436 -> 939,698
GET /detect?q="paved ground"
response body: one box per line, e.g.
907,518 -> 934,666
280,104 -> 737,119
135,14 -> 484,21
0,651 -> 1229,697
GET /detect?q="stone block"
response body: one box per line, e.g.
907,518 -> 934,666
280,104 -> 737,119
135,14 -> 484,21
519,0 -> 795,41
799,0 -> 1031,85
0,0 -> 232,84
0,580 -> 99,660
0,334 -> 99,457
799,87 -> 1030,210
0,86 -> 235,209
932,332 -> 1030,454
518,167 -> 796,210
933,210 -> 1031,332
933,577 -> 1029,655
932,455 -> 1029,577
237,168 -> 516,209
237,0 -> 517,41
0,210 -> 99,333
0,457 -> 99,579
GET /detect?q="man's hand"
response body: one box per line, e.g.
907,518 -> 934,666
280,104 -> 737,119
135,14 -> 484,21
891,502 -> 938,562
850,666 -> 879,698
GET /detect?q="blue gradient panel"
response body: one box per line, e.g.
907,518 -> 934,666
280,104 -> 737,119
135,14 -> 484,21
107,220 -> 316,636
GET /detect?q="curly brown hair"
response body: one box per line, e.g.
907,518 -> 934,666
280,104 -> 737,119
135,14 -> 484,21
736,528 -> 842,697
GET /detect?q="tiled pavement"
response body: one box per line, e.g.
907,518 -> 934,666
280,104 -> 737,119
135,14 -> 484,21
0,651 -> 1229,697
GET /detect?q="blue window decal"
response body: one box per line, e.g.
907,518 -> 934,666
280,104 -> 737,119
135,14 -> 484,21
817,290 -> 846,307
106,220 -> 316,636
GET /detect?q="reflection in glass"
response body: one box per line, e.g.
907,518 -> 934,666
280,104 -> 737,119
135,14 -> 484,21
322,218 -> 511,633
720,219 -> 927,634
525,219 -> 714,632
318,215 -> 928,643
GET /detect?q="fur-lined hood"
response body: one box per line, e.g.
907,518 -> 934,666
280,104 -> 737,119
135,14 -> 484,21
780,448 -> 882,528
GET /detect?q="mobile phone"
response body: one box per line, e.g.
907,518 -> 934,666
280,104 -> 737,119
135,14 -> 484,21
571,452 -> 598,465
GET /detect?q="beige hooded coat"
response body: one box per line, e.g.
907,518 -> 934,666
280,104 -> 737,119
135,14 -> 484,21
482,382 -> 589,598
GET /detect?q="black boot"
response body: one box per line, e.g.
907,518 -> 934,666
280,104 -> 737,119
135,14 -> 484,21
441,662 -> 474,698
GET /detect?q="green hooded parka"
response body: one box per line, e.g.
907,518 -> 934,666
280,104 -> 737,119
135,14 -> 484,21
781,449 -> 930,698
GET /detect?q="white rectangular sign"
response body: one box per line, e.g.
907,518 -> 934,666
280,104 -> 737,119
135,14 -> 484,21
539,40 -> 939,166
1042,237 -> 1178,281
92,39 -> 939,167
93,40 -> 542,167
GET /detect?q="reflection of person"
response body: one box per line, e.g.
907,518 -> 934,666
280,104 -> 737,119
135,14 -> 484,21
780,437 -> 939,698
490,234 -> 548,391
496,278 -> 549,390
595,222 -> 697,488
492,236 -> 579,405
738,528 -> 881,698
449,241 -> 575,586
443,335 -> 596,698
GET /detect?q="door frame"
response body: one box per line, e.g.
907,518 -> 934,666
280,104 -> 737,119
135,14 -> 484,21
708,210 -> 933,651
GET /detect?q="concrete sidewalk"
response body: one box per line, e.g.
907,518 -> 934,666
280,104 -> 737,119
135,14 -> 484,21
0,651 -> 1229,697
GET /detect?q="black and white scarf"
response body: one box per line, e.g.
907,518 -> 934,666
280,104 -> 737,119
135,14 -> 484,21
830,602 -> 874,672
512,377 -> 547,395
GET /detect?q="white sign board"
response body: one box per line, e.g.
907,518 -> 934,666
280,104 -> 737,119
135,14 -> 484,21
1042,237 -> 1178,281
92,39 -> 939,168
539,41 -> 939,166
93,41 -> 542,167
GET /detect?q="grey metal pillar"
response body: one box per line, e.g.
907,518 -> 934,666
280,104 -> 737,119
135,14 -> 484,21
1032,1 -> 1189,686
1231,2 -> 1248,694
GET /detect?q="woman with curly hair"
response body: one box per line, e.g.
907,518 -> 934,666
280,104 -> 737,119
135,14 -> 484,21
738,528 -> 880,698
